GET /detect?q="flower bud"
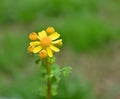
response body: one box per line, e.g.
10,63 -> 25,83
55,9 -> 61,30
39,50 -> 47,59
29,32 -> 38,40
46,27 -> 55,34
28,46 -> 34,53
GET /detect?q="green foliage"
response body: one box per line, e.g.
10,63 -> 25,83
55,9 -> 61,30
0,32 -> 27,73
60,13 -> 117,51
60,67 -> 72,77
50,65 -> 72,96
35,59 -> 41,64
0,71 -> 95,99
0,0 -> 120,51
51,65 -> 61,83
54,75 -> 96,99
39,62 -> 72,97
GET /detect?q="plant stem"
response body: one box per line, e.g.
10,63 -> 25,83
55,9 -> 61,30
46,61 -> 51,99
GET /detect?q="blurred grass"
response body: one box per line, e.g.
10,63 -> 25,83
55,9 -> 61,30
0,32 -> 27,73
0,0 -> 120,99
0,72 -> 95,99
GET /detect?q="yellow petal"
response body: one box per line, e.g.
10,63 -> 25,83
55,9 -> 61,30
47,47 -> 53,57
30,41 -> 40,46
50,45 -> 60,52
52,39 -> 62,44
33,46 -> 42,53
38,30 -> 47,40
49,32 -> 60,40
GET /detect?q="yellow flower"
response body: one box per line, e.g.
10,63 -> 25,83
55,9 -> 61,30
29,28 -> 62,58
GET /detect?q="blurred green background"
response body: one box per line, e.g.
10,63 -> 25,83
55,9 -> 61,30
0,0 -> 120,99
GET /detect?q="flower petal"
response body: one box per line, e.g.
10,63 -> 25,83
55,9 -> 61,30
30,41 -> 40,46
50,45 -> 60,52
38,30 -> 47,40
49,32 -> 60,40
52,39 -> 62,44
33,46 -> 42,53
47,47 -> 53,57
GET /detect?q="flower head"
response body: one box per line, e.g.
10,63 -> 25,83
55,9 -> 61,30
28,27 -> 63,58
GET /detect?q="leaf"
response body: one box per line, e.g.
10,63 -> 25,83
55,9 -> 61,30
51,84 -> 58,96
39,84 -> 47,96
51,64 -> 60,71
61,67 -> 72,77
41,64 -> 47,74
51,64 -> 61,83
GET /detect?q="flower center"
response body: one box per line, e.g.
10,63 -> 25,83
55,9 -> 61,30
41,37 -> 52,47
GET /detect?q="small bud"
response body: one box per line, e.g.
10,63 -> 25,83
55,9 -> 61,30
50,58 -> 55,64
29,32 -> 38,40
47,57 -> 55,64
39,50 -> 47,59
28,46 -> 34,53
46,27 -> 55,34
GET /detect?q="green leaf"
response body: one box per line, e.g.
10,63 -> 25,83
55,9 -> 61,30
41,64 -> 47,74
39,84 -> 47,96
51,84 -> 58,96
39,74 -> 47,82
51,64 -> 61,83
61,67 -> 72,77
51,64 -> 60,71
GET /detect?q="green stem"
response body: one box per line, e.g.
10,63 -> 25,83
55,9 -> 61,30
46,61 -> 51,99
